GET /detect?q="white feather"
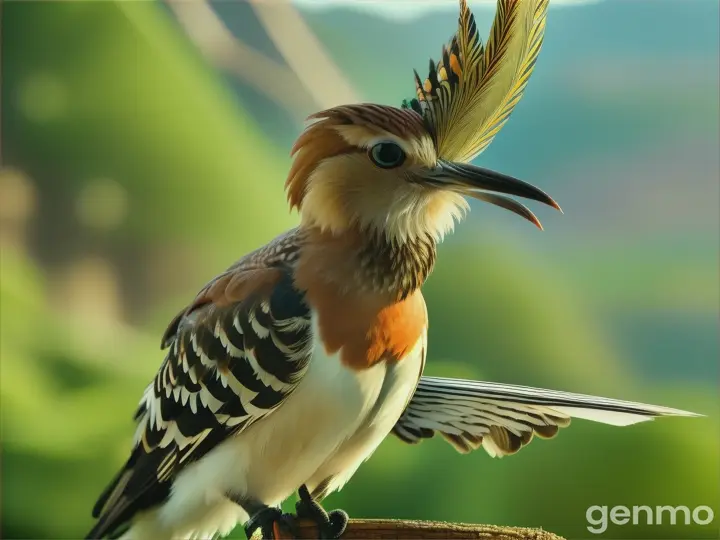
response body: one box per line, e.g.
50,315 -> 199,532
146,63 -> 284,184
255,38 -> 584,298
416,376 -> 700,423
121,317 -> 425,540
397,376 -> 700,458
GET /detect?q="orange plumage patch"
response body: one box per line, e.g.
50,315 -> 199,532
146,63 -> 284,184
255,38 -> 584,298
286,124 -> 351,211
361,293 -> 427,368
302,279 -> 427,370
449,53 -> 461,76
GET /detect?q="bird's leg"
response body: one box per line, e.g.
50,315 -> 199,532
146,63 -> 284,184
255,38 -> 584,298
228,493 -> 298,540
294,485 -> 348,540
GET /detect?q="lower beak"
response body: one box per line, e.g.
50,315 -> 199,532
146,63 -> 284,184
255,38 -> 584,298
425,160 -> 562,230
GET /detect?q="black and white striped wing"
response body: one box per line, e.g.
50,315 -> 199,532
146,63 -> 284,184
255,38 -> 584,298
88,272 -> 311,539
393,376 -> 698,457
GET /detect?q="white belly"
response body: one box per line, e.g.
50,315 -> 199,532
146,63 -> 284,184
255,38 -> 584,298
130,320 -> 425,540
306,335 -> 426,497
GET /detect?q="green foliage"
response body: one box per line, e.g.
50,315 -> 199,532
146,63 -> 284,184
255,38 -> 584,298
3,0 -> 296,253
1,1 -> 718,539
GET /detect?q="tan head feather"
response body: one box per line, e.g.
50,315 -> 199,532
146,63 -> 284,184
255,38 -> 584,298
285,104 -> 465,241
285,104 -> 433,212
409,0 -> 549,163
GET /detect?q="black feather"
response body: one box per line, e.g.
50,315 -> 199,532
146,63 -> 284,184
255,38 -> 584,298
87,261 -> 313,538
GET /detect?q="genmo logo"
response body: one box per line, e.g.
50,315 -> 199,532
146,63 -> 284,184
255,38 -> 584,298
586,505 -> 715,534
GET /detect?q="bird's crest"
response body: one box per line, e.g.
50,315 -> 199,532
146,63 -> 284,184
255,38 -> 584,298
403,0 -> 549,163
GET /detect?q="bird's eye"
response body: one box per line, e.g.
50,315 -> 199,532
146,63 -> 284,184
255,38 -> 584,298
369,142 -> 406,169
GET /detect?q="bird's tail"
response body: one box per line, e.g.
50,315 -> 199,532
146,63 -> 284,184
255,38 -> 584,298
394,376 -> 702,456
420,376 -> 701,424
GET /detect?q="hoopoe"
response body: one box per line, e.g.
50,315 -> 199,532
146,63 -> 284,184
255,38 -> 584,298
86,1 -> 699,539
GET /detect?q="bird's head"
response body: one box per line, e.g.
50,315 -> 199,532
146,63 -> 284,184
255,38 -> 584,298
286,0 -> 559,246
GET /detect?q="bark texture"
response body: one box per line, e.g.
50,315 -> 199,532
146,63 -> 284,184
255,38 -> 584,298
252,518 -> 565,540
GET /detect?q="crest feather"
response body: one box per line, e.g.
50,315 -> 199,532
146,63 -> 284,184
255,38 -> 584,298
405,0 -> 549,163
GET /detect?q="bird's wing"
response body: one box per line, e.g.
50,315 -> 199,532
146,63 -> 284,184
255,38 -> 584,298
88,231 -> 311,539
392,376 -> 700,457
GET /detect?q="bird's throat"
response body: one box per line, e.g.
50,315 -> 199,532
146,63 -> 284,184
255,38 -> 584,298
356,231 -> 437,299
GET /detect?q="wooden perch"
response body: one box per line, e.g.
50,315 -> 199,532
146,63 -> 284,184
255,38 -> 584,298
251,518 -> 565,540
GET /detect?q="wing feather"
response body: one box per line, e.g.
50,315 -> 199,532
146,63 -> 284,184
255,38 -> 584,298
87,231 -> 310,539
393,376 -> 700,457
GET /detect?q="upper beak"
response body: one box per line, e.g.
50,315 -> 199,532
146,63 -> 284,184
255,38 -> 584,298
424,160 -> 562,230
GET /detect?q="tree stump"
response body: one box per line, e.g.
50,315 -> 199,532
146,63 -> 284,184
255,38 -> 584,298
251,518 -> 565,540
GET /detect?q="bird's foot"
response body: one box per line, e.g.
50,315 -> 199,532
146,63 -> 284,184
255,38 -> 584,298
295,485 -> 348,540
244,506 -> 299,540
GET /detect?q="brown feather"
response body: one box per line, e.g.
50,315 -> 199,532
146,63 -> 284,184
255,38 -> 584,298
294,227 -> 429,370
307,104 -> 427,140
161,230 -> 303,347
286,126 -> 351,211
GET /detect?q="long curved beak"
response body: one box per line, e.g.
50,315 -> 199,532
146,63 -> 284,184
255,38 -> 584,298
424,160 -> 562,229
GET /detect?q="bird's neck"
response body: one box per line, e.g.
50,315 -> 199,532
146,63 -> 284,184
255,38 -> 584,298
295,226 -> 437,300
357,231 -> 437,298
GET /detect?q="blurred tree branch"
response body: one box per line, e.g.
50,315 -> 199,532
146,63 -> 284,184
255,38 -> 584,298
166,0 -> 314,119
0,0 -> 4,165
248,0 -> 358,108
251,519 -> 565,540
165,0 -> 358,122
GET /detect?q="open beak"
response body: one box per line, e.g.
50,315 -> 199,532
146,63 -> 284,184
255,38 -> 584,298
424,160 -> 562,230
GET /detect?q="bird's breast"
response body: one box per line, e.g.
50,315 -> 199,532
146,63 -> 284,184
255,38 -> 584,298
306,286 -> 428,371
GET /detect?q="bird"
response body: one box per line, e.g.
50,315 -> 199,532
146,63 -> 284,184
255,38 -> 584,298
86,1 -> 700,539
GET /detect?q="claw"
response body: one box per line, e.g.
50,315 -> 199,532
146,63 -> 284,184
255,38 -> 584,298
323,509 -> 349,540
244,506 -> 299,540
295,485 -> 348,539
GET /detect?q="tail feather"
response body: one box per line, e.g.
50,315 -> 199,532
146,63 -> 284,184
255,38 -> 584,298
86,495 -> 134,540
551,406 -> 683,427
393,376 -> 701,457
87,448 -> 170,539
419,376 -> 701,424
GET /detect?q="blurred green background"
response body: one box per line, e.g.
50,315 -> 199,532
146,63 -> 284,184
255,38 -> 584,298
1,0 -> 718,539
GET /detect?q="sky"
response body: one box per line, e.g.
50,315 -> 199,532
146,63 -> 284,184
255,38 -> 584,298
292,0 -> 603,20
